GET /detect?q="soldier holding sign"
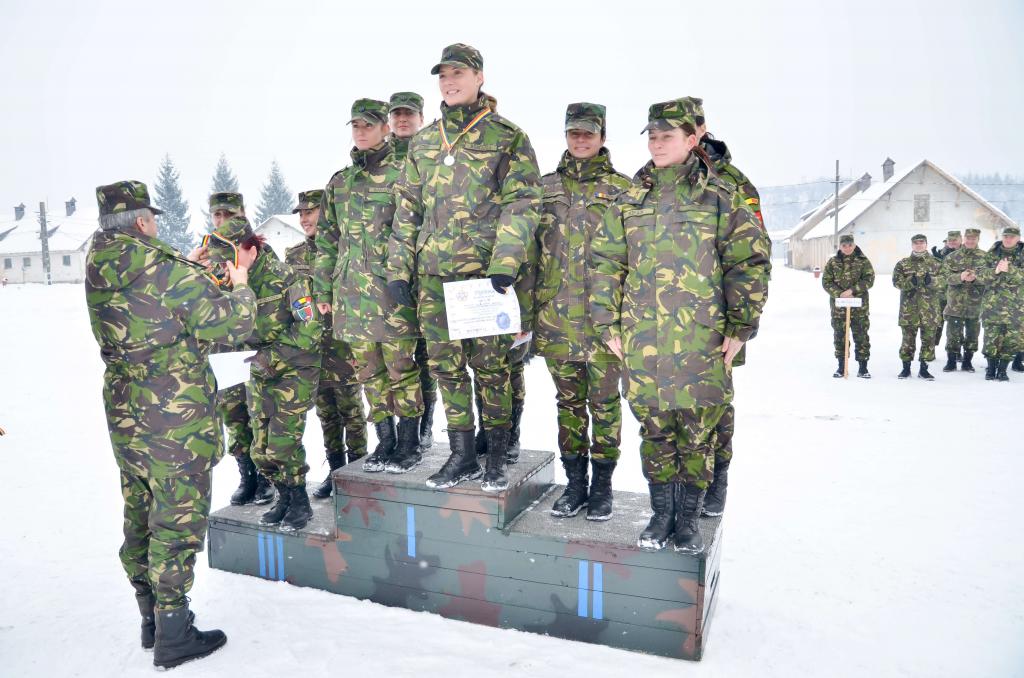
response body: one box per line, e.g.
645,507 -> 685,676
822,234 -> 874,378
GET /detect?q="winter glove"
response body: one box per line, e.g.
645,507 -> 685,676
489,274 -> 516,294
911,274 -> 919,287
387,280 -> 414,307
924,272 -> 932,286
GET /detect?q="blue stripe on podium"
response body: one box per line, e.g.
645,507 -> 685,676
593,563 -> 604,619
276,535 -> 285,581
406,506 -> 416,558
577,560 -> 588,617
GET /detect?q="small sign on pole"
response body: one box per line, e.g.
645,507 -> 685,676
834,297 -> 862,378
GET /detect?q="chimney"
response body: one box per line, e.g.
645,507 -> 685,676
65,197 -> 77,217
882,157 -> 895,182
858,173 -> 872,192
14,203 -> 25,221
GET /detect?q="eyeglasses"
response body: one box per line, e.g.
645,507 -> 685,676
201,232 -> 239,286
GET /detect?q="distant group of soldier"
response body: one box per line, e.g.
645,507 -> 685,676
822,226 -> 1024,380
84,43 -> 770,667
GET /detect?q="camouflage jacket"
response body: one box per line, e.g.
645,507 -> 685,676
941,246 -> 987,319
977,241 -> 1024,325
534,148 -> 631,362
931,245 -> 957,260
315,142 -> 418,341
286,237 -> 349,365
590,155 -> 771,411
892,253 -> 944,327
245,249 -> 321,374
822,247 -> 875,315
390,135 -> 411,163
85,228 -> 256,477
388,93 -> 542,288
701,137 -> 766,235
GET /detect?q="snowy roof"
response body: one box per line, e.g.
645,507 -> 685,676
786,173 -> 872,243
255,214 -> 304,235
0,209 -> 98,255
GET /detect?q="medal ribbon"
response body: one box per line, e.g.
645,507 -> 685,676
438,107 -> 492,157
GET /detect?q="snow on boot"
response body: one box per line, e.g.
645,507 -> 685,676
550,455 -> 588,518
153,605 -> 226,669
252,473 -> 275,505
672,483 -> 708,555
832,357 -> 845,378
259,482 -> 291,526
418,398 -> 436,451
942,352 -> 958,372
857,360 -> 871,379
229,454 -> 257,505
385,416 -> 423,473
480,427 -> 511,493
638,483 -> 675,551
1013,353 -> 1024,372
586,458 -> 616,521
362,417 -> 397,473
898,361 -> 912,379
425,430 -> 481,489
506,400 -> 524,465
996,359 -> 1010,382
312,452 -> 346,500
918,361 -> 935,381
702,458 -> 730,517
281,484 -> 313,532
961,351 -> 975,372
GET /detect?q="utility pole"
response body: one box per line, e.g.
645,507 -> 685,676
833,160 -> 841,250
38,201 -> 52,285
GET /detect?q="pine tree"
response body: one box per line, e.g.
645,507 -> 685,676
255,161 -> 294,224
153,154 -> 193,252
203,153 -> 241,230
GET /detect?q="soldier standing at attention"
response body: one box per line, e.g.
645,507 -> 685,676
977,226 -> 1024,381
931,230 -> 961,345
892,234 -> 944,380
940,227 -> 985,372
822,234 -> 874,378
86,181 -> 256,668
387,43 -> 541,492
534,102 -> 631,521
315,99 -> 425,474
591,99 -> 771,553
285,190 -> 368,499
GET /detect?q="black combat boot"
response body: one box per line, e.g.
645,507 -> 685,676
672,483 -> 708,555
550,455 -> 589,518
918,361 -> 935,381
985,357 -> 996,380
898,361 -> 912,379
1013,353 -> 1024,372
942,352 -> 958,372
418,398 -> 436,451
153,604 -> 226,669
702,458 -> 730,517
638,483 -> 675,551
362,417 -> 397,473
480,427 -> 511,493
586,458 -> 616,521
137,591 -> 156,650
252,472 -> 275,505
961,351 -> 975,372
385,416 -> 423,473
857,360 -> 871,378
312,452 -> 346,500
506,400 -> 524,465
425,430 -> 481,489
832,357 -> 845,378
229,454 -> 257,505
996,359 -> 1010,382
259,482 -> 291,526
474,389 -> 488,457
281,484 -> 313,532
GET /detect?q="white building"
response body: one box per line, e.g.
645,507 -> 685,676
0,210 -> 97,285
787,159 -> 1016,274
255,214 -> 306,257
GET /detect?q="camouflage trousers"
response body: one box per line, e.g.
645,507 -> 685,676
473,340 -> 529,425
945,317 -> 980,354
831,311 -> 870,361
628,404 -> 727,487
248,364 -> 318,485
545,358 -> 622,462
982,323 -> 1022,360
899,325 -> 937,362
935,298 -> 947,343
218,383 -> 253,459
714,403 -> 735,464
350,339 -> 423,423
418,275 -> 514,431
316,338 -> 367,458
119,467 -> 211,610
416,338 -> 438,406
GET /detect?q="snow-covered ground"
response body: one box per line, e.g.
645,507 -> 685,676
1,266 -> 1021,677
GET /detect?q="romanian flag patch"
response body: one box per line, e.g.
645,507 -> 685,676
291,296 -> 314,322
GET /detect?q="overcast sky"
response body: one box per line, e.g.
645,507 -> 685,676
1,0 -> 1021,229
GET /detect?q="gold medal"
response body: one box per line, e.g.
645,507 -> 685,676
443,154 -> 456,167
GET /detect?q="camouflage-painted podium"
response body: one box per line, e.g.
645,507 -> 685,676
208,445 -> 723,660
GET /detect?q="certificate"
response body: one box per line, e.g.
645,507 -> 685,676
209,350 -> 256,390
443,278 -> 521,340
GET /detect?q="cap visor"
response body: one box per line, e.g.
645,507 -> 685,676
565,121 -> 601,134
430,59 -> 471,75
149,205 -> 164,215
389,105 -> 422,114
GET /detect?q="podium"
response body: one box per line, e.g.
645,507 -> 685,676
208,445 -> 723,660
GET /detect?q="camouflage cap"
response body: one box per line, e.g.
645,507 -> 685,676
946,230 -> 962,238
430,43 -> 483,75
211,215 -> 255,246
642,97 -> 703,134
964,228 -> 982,236
839,234 -> 855,245
389,91 -> 424,114
911,233 -> 928,243
1003,225 -> 1021,236
292,189 -> 324,214
349,98 -> 389,125
209,192 -> 244,213
96,180 -> 163,216
565,102 -> 606,135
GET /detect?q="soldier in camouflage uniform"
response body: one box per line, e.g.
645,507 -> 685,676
931,230 -> 961,346
315,99 -> 424,474
208,192 -> 276,507
977,226 -> 1024,381
285,190 -> 367,498
86,181 -> 255,667
210,216 -> 321,531
389,91 -> 439,451
822,234 -> 875,378
533,102 -> 631,521
591,99 -> 771,554
387,43 -> 542,492
940,227 -> 986,373
892,234 -> 944,380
